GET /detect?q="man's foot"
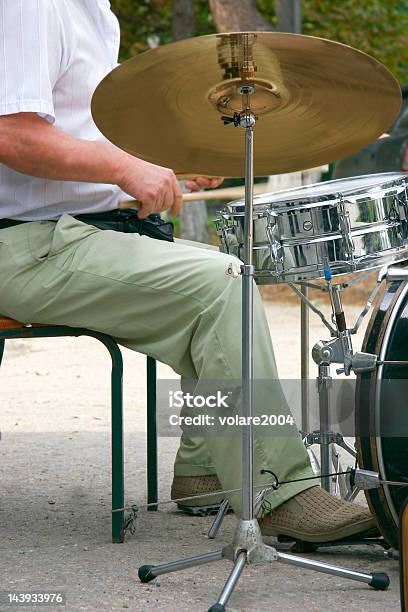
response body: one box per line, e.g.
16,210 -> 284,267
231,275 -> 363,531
171,475 -> 225,516
260,486 -> 378,543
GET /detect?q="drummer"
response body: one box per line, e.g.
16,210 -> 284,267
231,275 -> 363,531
0,0 -> 375,542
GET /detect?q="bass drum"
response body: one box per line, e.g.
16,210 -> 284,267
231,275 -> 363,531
356,279 -> 408,549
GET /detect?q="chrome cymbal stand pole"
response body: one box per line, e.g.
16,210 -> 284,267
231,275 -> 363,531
208,94 -> 255,540
137,80 -> 389,612
241,99 -> 255,522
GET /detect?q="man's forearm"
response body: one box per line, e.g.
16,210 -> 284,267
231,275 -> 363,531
0,112 -> 186,217
0,113 -> 131,185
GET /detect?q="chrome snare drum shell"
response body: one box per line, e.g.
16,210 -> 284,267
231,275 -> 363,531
215,173 -> 408,284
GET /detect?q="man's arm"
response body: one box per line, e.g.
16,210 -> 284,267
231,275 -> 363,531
0,113 -> 223,217
0,113 -> 186,218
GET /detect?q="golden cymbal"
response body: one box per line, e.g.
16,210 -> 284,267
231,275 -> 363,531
92,32 -> 401,177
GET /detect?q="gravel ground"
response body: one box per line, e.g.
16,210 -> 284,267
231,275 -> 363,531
0,299 -> 401,611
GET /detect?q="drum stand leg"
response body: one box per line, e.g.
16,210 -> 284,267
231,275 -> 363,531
303,359 -> 358,495
317,363 -> 332,492
139,517 -> 390,610
301,286 -> 310,432
208,499 -> 230,539
298,281 -> 359,496
138,83 -> 390,608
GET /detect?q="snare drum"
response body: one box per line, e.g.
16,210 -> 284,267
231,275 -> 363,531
215,173 -> 408,284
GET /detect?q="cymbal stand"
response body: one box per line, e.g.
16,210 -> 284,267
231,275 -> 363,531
137,82 -> 389,610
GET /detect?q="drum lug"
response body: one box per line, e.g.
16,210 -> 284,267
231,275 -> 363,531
215,215 -> 237,256
351,351 -> 378,373
386,266 -> 408,282
349,468 -> 381,491
265,212 -> 284,271
338,198 -> 355,263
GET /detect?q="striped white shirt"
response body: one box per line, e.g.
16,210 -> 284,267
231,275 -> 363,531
0,0 -> 130,220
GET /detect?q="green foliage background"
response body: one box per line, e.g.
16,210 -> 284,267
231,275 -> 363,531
111,0 -> 407,82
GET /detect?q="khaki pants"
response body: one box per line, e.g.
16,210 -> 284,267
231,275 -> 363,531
0,214 -> 314,515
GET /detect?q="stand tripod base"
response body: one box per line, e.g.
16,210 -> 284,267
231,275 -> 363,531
138,519 -> 390,610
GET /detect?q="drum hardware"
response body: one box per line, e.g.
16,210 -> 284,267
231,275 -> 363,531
207,498 -> 231,540
386,267 -> 408,282
296,262 -> 408,515
141,81 -> 377,609
300,283 -> 310,435
90,29 -> 403,610
139,195 -> 406,596
337,199 -> 355,263
126,33 -> 394,610
265,211 -> 284,271
287,262 -> 406,497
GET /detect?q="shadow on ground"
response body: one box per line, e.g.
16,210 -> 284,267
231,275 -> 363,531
0,431 -> 400,611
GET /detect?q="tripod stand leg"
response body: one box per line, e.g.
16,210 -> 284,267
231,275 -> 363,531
344,486 -> 360,502
138,550 -> 223,583
336,436 -> 357,457
208,551 -> 247,612
208,499 -> 230,539
275,550 -> 389,590
318,364 -> 332,492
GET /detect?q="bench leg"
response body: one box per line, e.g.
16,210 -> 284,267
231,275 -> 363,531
107,340 -> 125,543
147,357 -> 158,511
0,339 -> 4,366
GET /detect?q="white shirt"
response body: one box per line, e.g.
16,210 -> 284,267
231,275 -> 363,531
0,0 -> 130,220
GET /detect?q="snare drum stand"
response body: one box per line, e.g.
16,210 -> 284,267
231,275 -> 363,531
137,74 -> 389,610
291,267 -> 388,499
306,274 -> 357,496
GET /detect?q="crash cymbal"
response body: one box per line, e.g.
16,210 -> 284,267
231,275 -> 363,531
92,32 -> 401,177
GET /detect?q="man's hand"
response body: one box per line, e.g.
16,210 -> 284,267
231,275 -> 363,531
118,160 -> 224,219
185,177 -> 224,192
117,158 -> 183,219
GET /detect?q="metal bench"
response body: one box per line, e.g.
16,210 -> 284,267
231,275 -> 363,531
0,316 -> 158,543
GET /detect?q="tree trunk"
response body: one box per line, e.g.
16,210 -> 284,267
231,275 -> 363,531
276,0 -> 302,33
172,0 -> 195,41
172,0 -> 209,243
209,0 -> 273,32
180,200 -> 209,243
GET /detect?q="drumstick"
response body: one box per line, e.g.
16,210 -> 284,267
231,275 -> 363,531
119,165 -> 328,210
119,182 -> 269,209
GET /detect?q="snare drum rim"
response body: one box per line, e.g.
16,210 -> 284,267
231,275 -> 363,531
223,173 -> 408,216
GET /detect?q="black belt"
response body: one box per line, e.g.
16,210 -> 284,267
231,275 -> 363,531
0,218 -> 27,229
0,209 -> 174,242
